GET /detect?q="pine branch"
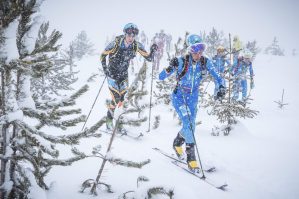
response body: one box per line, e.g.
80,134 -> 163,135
147,187 -> 174,199
108,158 -> 150,169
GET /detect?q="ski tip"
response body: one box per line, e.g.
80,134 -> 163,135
206,167 -> 216,173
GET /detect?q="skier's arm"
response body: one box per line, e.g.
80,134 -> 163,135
207,59 -> 225,87
100,41 -> 116,74
137,42 -> 156,61
249,62 -> 254,78
159,57 -> 179,80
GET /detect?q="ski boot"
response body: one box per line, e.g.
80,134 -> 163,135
117,122 -> 128,135
106,109 -> 114,131
186,143 -> 200,173
173,133 -> 185,160
106,117 -> 113,131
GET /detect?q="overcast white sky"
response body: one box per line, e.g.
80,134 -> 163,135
40,0 -> 299,53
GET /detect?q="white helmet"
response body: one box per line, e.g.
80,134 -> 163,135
243,50 -> 252,59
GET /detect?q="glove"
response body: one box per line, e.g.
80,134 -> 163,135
169,57 -> 179,67
250,78 -> 255,89
216,85 -> 226,100
150,43 -> 158,52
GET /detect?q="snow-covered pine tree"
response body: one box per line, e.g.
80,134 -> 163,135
264,37 -> 284,56
119,61 -> 157,136
60,30 -> 95,78
0,1 -> 104,198
30,22 -> 78,101
200,34 -> 259,136
245,40 -> 260,60
204,27 -> 225,58
292,48 -> 297,56
204,95 -> 259,135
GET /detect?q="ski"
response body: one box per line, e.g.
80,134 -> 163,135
172,160 -> 228,191
153,147 -> 216,173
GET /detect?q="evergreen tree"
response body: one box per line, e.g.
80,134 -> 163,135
0,1 -> 103,198
292,48 -> 297,56
205,27 -> 225,58
264,37 -> 284,56
245,40 -> 260,60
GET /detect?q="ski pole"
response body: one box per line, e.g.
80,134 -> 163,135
81,76 -> 107,131
147,56 -> 155,132
177,83 -> 206,179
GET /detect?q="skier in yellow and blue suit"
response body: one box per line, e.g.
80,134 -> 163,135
159,34 -> 225,172
101,23 -> 158,130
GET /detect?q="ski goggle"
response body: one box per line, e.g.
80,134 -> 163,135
188,43 -> 206,54
124,27 -> 139,36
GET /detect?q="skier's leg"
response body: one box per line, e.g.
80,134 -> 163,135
106,77 -> 122,129
115,79 -> 128,132
173,133 -> 185,159
172,93 -> 199,171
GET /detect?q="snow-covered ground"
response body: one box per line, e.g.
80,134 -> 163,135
25,1 -> 299,198
42,52 -> 299,199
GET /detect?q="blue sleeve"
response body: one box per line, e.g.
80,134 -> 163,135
249,63 -> 254,77
159,65 -> 176,80
206,59 -> 224,86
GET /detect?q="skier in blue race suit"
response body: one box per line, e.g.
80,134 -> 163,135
159,34 -> 226,172
212,46 -> 230,97
230,50 -> 254,104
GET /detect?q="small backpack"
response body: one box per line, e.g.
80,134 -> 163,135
177,54 -> 207,81
110,35 -> 138,56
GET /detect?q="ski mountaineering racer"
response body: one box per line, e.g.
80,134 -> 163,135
159,34 -> 226,172
100,23 -> 158,130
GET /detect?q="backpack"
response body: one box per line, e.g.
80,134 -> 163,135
110,35 -> 138,56
177,54 -> 207,81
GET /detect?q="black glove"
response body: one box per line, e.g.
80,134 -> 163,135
150,43 -> 158,52
216,85 -> 226,100
169,57 -> 179,67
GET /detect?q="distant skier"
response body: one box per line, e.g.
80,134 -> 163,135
232,35 -> 243,65
166,34 -> 172,53
230,50 -> 255,105
101,23 -> 158,130
159,34 -> 226,172
140,30 -> 148,47
212,46 -> 230,97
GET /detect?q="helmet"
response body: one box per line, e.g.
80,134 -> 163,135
123,23 -> 139,35
217,45 -> 225,53
187,34 -> 203,46
187,34 -> 206,54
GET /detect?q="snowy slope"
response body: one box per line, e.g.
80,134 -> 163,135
42,51 -> 299,199
30,1 -> 299,198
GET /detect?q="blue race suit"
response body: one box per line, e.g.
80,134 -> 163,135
230,58 -> 254,101
212,54 -> 230,95
159,55 -> 224,144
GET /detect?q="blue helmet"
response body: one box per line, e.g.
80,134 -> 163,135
123,23 -> 139,35
187,34 -> 203,46
187,34 -> 206,53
